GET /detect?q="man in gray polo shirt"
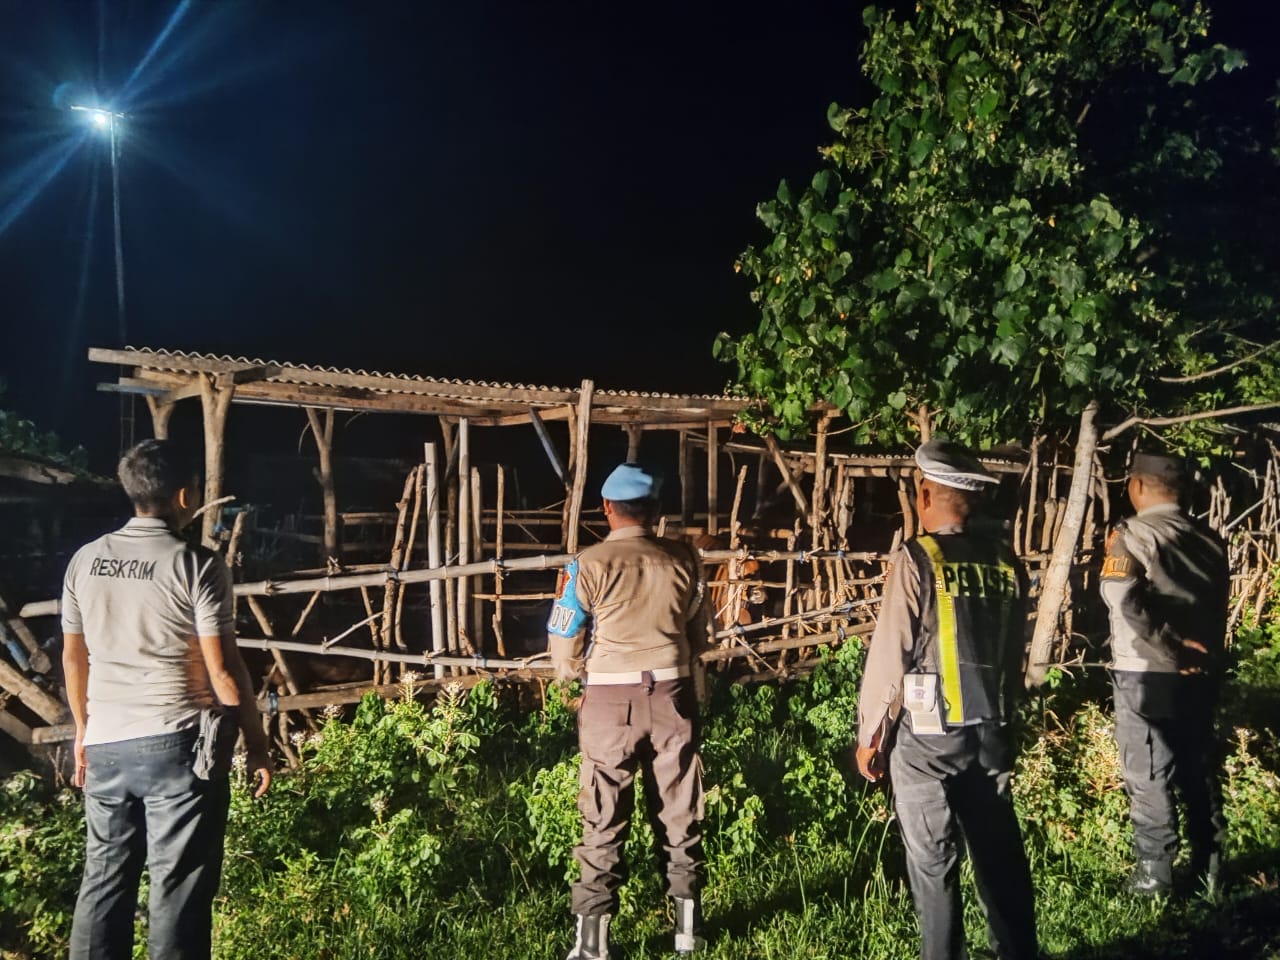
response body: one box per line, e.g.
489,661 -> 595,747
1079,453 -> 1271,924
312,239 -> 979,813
61,439 -> 271,960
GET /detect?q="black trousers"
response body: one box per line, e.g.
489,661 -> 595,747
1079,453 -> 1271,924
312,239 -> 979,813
889,719 -> 1038,960
1112,670 -> 1225,866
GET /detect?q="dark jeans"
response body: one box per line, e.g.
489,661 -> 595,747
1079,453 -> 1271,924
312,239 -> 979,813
889,719 -> 1038,960
1112,670 -> 1225,866
70,730 -> 231,960
572,678 -> 704,916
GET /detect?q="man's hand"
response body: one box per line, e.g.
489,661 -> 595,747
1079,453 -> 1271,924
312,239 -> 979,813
856,745 -> 885,784
1177,638 -> 1211,675
72,731 -> 87,789
246,748 -> 273,799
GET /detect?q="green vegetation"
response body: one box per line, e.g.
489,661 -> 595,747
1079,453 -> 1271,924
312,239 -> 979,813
3,626 -> 1279,959
718,0 -> 1280,445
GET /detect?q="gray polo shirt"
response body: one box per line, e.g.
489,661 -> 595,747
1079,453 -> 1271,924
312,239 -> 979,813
61,517 -> 232,746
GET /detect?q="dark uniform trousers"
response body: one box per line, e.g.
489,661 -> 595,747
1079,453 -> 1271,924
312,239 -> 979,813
890,718 -> 1038,960
1112,671 -> 1225,865
572,677 -> 704,916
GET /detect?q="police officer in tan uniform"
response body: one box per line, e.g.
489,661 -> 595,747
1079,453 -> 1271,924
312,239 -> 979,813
1101,452 -> 1228,895
548,463 -> 707,960
855,440 -> 1037,960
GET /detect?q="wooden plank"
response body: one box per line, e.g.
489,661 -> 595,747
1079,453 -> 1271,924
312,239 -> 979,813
0,659 -> 67,725
0,707 -> 33,744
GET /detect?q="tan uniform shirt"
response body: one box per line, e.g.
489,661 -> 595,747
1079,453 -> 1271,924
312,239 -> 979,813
855,538 -> 930,748
549,525 -> 703,676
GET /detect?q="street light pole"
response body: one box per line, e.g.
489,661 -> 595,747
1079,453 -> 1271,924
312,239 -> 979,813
70,104 -> 127,345
70,104 -> 133,449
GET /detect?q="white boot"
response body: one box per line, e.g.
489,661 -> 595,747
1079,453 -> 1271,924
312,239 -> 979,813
673,897 -> 705,954
565,913 -> 611,960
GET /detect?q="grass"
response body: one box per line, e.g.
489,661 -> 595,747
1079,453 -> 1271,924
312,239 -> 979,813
3,632 -> 1279,960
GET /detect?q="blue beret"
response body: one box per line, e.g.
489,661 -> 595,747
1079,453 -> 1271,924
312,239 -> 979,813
914,439 -> 997,491
601,462 -> 661,501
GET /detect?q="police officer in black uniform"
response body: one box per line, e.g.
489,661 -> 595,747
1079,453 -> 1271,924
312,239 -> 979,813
855,439 -> 1037,960
1101,452 -> 1228,895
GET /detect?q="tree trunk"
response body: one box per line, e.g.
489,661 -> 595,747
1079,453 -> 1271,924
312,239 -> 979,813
1025,401 -> 1099,687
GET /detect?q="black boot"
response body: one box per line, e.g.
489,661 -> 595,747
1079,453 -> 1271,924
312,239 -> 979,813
1129,859 -> 1173,896
672,897 -> 705,954
565,914 -> 610,960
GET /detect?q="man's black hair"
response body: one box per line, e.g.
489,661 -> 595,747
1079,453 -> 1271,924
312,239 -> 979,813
609,497 -> 659,523
117,439 -> 199,512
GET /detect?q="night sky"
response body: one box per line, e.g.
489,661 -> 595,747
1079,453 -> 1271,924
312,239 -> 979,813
1,1 -> 1277,470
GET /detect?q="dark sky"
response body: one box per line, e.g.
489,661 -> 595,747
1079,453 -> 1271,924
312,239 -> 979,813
1,1 -> 1277,469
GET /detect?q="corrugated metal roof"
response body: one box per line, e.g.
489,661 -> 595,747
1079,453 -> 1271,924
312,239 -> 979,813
113,347 -> 748,404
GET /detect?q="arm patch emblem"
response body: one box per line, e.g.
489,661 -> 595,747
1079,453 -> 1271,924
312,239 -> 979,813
1101,555 -> 1135,579
547,559 -> 588,637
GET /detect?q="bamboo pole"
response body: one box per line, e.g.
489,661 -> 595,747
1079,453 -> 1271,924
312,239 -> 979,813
457,418 -> 473,655
896,472 -> 916,542
563,380 -> 594,553
680,431 -> 694,530
707,422 -> 720,537
394,463 -> 426,658
1023,434 -> 1041,557
378,469 -> 417,680
305,408 -> 340,564
754,453 -> 769,518
471,465 -> 484,652
424,443 -> 446,679
764,434 -> 810,516
493,465 -> 507,657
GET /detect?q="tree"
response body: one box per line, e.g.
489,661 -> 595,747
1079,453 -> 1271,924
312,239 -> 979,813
716,0 -> 1280,682
717,0 -> 1278,447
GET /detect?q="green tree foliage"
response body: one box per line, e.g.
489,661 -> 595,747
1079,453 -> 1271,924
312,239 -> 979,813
718,0 -> 1277,445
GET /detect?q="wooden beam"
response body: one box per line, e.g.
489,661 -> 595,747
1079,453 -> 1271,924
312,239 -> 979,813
765,434 -> 810,516
564,380 -> 595,554
198,374 -> 235,548
0,659 -> 67,725
706,423 -> 719,537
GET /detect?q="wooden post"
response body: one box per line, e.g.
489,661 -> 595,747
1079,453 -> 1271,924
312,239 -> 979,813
145,395 -> 175,440
493,465 -> 507,657
679,431 -> 694,530
380,468 -> 416,680
441,419 -> 459,656
625,425 -> 642,462
470,466 -> 484,652
706,422 -> 720,537
811,416 -> 831,606
394,463 -> 426,655
457,418 -> 473,654
753,452 -> 770,519
1027,401 -> 1099,686
563,380 -> 594,554
1023,434 -> 1041,557
305,408 -> 340,564
424,442 -> 446,679
896,472 -> 916,542
198,373 -> 235,549
245,596 -> 316,734
765,434 -> 810,517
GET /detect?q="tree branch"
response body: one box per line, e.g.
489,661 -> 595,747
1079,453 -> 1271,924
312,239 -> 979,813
1101,401 -> 1280,442
1156,341 -> 1280,384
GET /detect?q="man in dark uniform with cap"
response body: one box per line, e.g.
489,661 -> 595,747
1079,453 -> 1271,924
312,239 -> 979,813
855,439 -> 1038,960
1101,452 -> 1229,895
547,463 -> 708,960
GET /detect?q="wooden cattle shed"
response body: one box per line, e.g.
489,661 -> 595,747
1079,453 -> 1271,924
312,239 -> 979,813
6,346 -> 1276,761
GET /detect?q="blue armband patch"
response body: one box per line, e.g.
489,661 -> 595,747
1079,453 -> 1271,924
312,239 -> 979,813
547,559 -> 588,638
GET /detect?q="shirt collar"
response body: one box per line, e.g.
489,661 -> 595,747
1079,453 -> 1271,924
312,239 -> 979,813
125,517 -> 173,531
605,525 -> 650,541
1137,501 -> 1183,518
925,522 -> 966,536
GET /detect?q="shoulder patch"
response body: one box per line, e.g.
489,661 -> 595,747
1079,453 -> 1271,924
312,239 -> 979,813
547,559 -> 588,638
1100,555 -> 1136,579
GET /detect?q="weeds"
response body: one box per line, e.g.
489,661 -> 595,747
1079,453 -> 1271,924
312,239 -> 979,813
2,633 -> 1279,958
